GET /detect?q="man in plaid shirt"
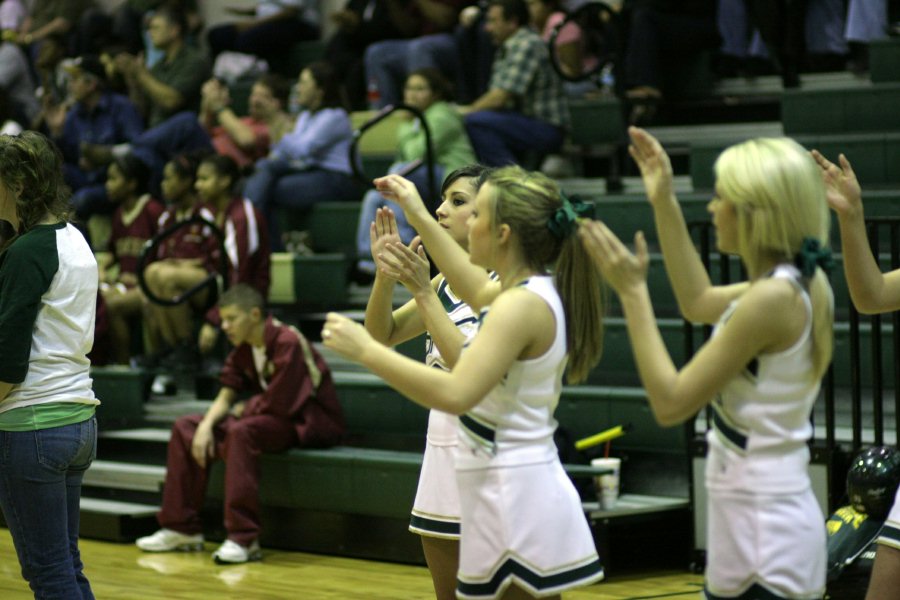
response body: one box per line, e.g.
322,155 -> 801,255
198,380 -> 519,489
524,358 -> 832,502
459,0 -> 568,166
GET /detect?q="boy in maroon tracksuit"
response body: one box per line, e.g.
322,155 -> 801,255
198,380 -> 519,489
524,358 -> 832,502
135,284 -> 344,563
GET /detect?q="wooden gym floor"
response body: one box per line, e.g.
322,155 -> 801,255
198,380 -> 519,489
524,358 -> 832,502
0,530 -> 703,599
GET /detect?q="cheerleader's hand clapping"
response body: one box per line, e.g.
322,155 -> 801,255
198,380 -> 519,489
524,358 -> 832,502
579,220 -> 650,297
811,150 -> 862,219
628,126 -> 675,207
381,236 -> 431,295
322,312 -> 374,362
373,174 -> 431,224
370,207 -> 403,278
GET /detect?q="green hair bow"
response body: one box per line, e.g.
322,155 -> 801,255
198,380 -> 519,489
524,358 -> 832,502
547,195 -> 593,240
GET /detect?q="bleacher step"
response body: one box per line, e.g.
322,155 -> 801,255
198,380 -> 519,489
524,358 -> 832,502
84,460 -> 166,493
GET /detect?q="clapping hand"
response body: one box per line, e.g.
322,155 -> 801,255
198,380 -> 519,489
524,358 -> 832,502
628,126 -> 675,207
373,175 -> 430,224
579,220 -> 650,297
811,150 -> 862,219
381,236 -> 431,295
321,312 -> 373,362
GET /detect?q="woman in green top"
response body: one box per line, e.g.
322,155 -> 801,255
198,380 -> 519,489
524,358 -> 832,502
0,131 -> 100,599
356,67 -> 477,275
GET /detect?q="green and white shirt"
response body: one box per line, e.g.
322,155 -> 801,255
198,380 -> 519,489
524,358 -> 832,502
0,223 -> 99,430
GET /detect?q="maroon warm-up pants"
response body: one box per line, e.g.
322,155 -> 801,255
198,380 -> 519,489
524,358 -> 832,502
157,413 -> 297,546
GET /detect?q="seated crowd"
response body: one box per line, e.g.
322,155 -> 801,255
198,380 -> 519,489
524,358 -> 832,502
0,0 -> 893,373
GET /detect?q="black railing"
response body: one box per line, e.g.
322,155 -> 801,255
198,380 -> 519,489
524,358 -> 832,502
684,217 -> 900,509
547,1 -> 619,83
349,104 -> 438,210
137,215 -> 229,308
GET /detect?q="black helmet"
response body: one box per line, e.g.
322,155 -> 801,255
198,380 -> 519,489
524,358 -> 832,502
846,446 -> 900,520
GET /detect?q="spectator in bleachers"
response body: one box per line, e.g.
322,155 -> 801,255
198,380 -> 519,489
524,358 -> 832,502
136,284 -> 344,564
98,154 -> 164,365
460,0 -> 568,167
142,153 -> 215,367
363,0 -> 467,109
49,55 -> 144,225
81,73 -> 294,190
529,0 -> 581,78
454,3 -> 496,104
244,61 -> 359,250
0,0 -> 24,31
324,0 -> 410,109
112,6 -> 208,128
1,0 -> 94,56
207,1 -> 320,62
354,68 -> 475,275
145,154 -> 270,369
621,0 -> 719,125
0,40 -> 38,126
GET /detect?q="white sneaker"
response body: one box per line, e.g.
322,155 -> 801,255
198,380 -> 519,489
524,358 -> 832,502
212,539 -> 262,564
136,528 -> 204,552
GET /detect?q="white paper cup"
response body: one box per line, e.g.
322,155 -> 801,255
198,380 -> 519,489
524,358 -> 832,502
591,457 -> 621,509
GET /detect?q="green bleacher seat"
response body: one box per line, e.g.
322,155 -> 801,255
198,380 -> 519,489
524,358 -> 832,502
869,38 -> 900,84
782,84 -> 900,134
270,252 -> 350,307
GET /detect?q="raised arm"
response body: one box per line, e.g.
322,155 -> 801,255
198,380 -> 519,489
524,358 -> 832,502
629,127 -> 747,323
364,207 -> 428,345
580,220 -> 806,426
373,174 -> 500,310
812,150 -> 900,314
324,289 -> 548,414
383,238 -> 468,367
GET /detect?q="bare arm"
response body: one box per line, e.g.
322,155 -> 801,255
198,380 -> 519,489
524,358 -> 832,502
580,221 -> 801,426
461,88 -> 512,114
324,289 -> 550,414
383,240 -> 468,367
629,126 -> 747,323
813,150 -> 900,314
373,174 -> 501,310
411,0 -> 458,30
364,208 -> 428,345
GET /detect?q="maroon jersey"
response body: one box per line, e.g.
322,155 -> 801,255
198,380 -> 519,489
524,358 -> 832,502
205,197 -> 271,326
217,196 -> 271,294
108,194 -> 165,277
219,316 -> 345,446
156,202 -> 218,265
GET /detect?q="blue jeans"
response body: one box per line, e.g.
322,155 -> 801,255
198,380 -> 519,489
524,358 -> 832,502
464,111 -> 564,167
0,416 -> 97,599
130,111 -> 214,194
363,34 -> 460,109
244,158 -> 361,250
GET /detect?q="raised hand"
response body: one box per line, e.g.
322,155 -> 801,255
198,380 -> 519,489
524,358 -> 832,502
380,236 -> 432,294
628,126 -> 675,206
579,220 -> 649,296
370,207 -> 403,278
373,174 -> 430,223
811,150 -> 862,218
322,312 -> 373,362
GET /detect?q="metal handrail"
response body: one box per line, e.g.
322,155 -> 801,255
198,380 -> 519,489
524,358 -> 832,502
136,215 -> 229,308
349,103 -> 437,209
548,1 -> 618,83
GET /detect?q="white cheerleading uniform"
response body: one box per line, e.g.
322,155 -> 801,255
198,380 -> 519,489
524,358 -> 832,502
877,487 -> 900,550
704,265 -> 827,600
455,276 -> 604,600
408,275 -> 484,540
